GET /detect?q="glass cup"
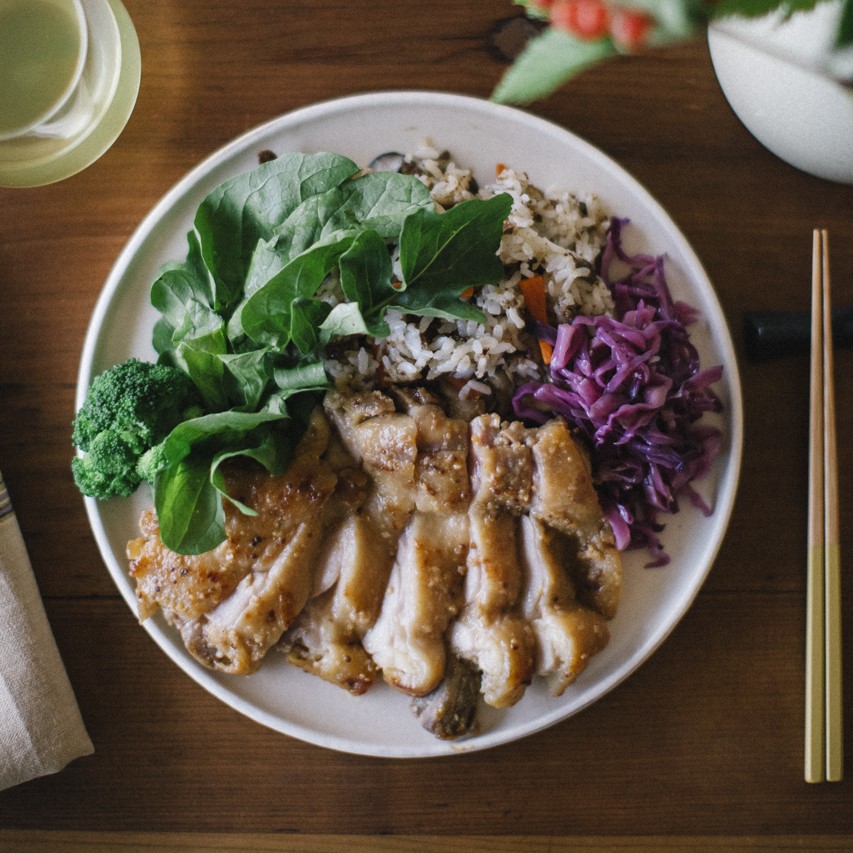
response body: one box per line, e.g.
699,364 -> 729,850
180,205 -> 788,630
0,0 -> 141,188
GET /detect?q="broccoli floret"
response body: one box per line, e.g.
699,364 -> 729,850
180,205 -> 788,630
71,431 -> 142,499
136,441 -> 169,486
71,358 -> 203,500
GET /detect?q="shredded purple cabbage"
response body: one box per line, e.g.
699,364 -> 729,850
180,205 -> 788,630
512,218 -> 723,567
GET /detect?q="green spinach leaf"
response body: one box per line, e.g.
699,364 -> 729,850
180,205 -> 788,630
153,409 -> 295,553
154,454 -> 226,555
272,360 -> 329,394
193,152 -> 360,310
320,300 -> 388,343
234,233 -> 355,347
151,231 -> 220,364
272,171 -> 433,258
395,193 -> 512,319
339,228 -> 396,312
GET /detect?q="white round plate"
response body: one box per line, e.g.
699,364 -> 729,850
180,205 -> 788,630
77,91 -> 743,758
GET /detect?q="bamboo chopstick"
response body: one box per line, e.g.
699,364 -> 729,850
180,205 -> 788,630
805,228 -> 844,783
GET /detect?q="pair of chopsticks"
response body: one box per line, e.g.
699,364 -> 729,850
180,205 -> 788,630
805,228 -> 844,783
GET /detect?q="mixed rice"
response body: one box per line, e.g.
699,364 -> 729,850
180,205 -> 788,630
324,141 -> 615,402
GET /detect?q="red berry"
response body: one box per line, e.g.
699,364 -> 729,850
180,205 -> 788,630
551,0 -> 609,41
608,7 -> 652,49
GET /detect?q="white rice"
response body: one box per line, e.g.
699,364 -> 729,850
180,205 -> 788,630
324,142 -> 615,400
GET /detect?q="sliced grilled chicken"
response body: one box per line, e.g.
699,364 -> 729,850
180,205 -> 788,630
127,509 -> 238,623
519,515 -> 609,695
128,384 -> 622,738
450,511 -> 535,708
449,414 -> 535,708
363,388 -> 471,697
363,510 -> 469,696
300,388 -> 422,660
283,390 -> 425,687
281,513 -> 387,694
527,417 -> 622,619
391,385 -> 470,515
185,505 -> 338,673
283,588 -> 378,696
465,413 -> 533,514
324,389 -> 418,537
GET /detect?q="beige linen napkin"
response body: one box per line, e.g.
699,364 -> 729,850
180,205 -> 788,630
0,471 -> 93,791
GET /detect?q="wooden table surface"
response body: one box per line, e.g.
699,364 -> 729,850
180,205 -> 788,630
1,1 -> 852,850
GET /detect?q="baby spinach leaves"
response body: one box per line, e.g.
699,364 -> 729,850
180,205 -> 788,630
231,172 -> 434,349
146,152 -> 511,553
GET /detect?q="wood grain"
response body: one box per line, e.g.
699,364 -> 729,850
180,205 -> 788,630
0,0 -> 851,845
1,832 -> 853,852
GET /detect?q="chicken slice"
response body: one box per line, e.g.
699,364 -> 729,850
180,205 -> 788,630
391,386 -> 470,514
127,509 -> 237,623
185,504 -> 338,673
127,408 -> 335,626
449,415 -> 536,708
282,589 -> 378,696
282,389 -> 425,692
519,515 -> 609,695
281,513 -> 388,694
326,514 -> 396,636
324,389 -> 417,537
321,384 -> 421,589
294,388 -> 474,697
450,510 -> 535,708
464,413 -> 533,514
527,417 -> 622,619
322,387 -> 420,620
363,510 -> 469,697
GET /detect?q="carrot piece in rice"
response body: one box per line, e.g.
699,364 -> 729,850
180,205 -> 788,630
519,275 -> 553,365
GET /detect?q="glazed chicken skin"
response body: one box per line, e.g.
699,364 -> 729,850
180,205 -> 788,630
127,385 -> 622,737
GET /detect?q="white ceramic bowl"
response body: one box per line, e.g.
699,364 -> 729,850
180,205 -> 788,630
708,1 -> 853,184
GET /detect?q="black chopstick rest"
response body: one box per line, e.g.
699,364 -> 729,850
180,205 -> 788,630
744,306 -> 853,362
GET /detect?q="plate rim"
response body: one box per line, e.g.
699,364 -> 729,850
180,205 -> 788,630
77,89 -> 744,758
